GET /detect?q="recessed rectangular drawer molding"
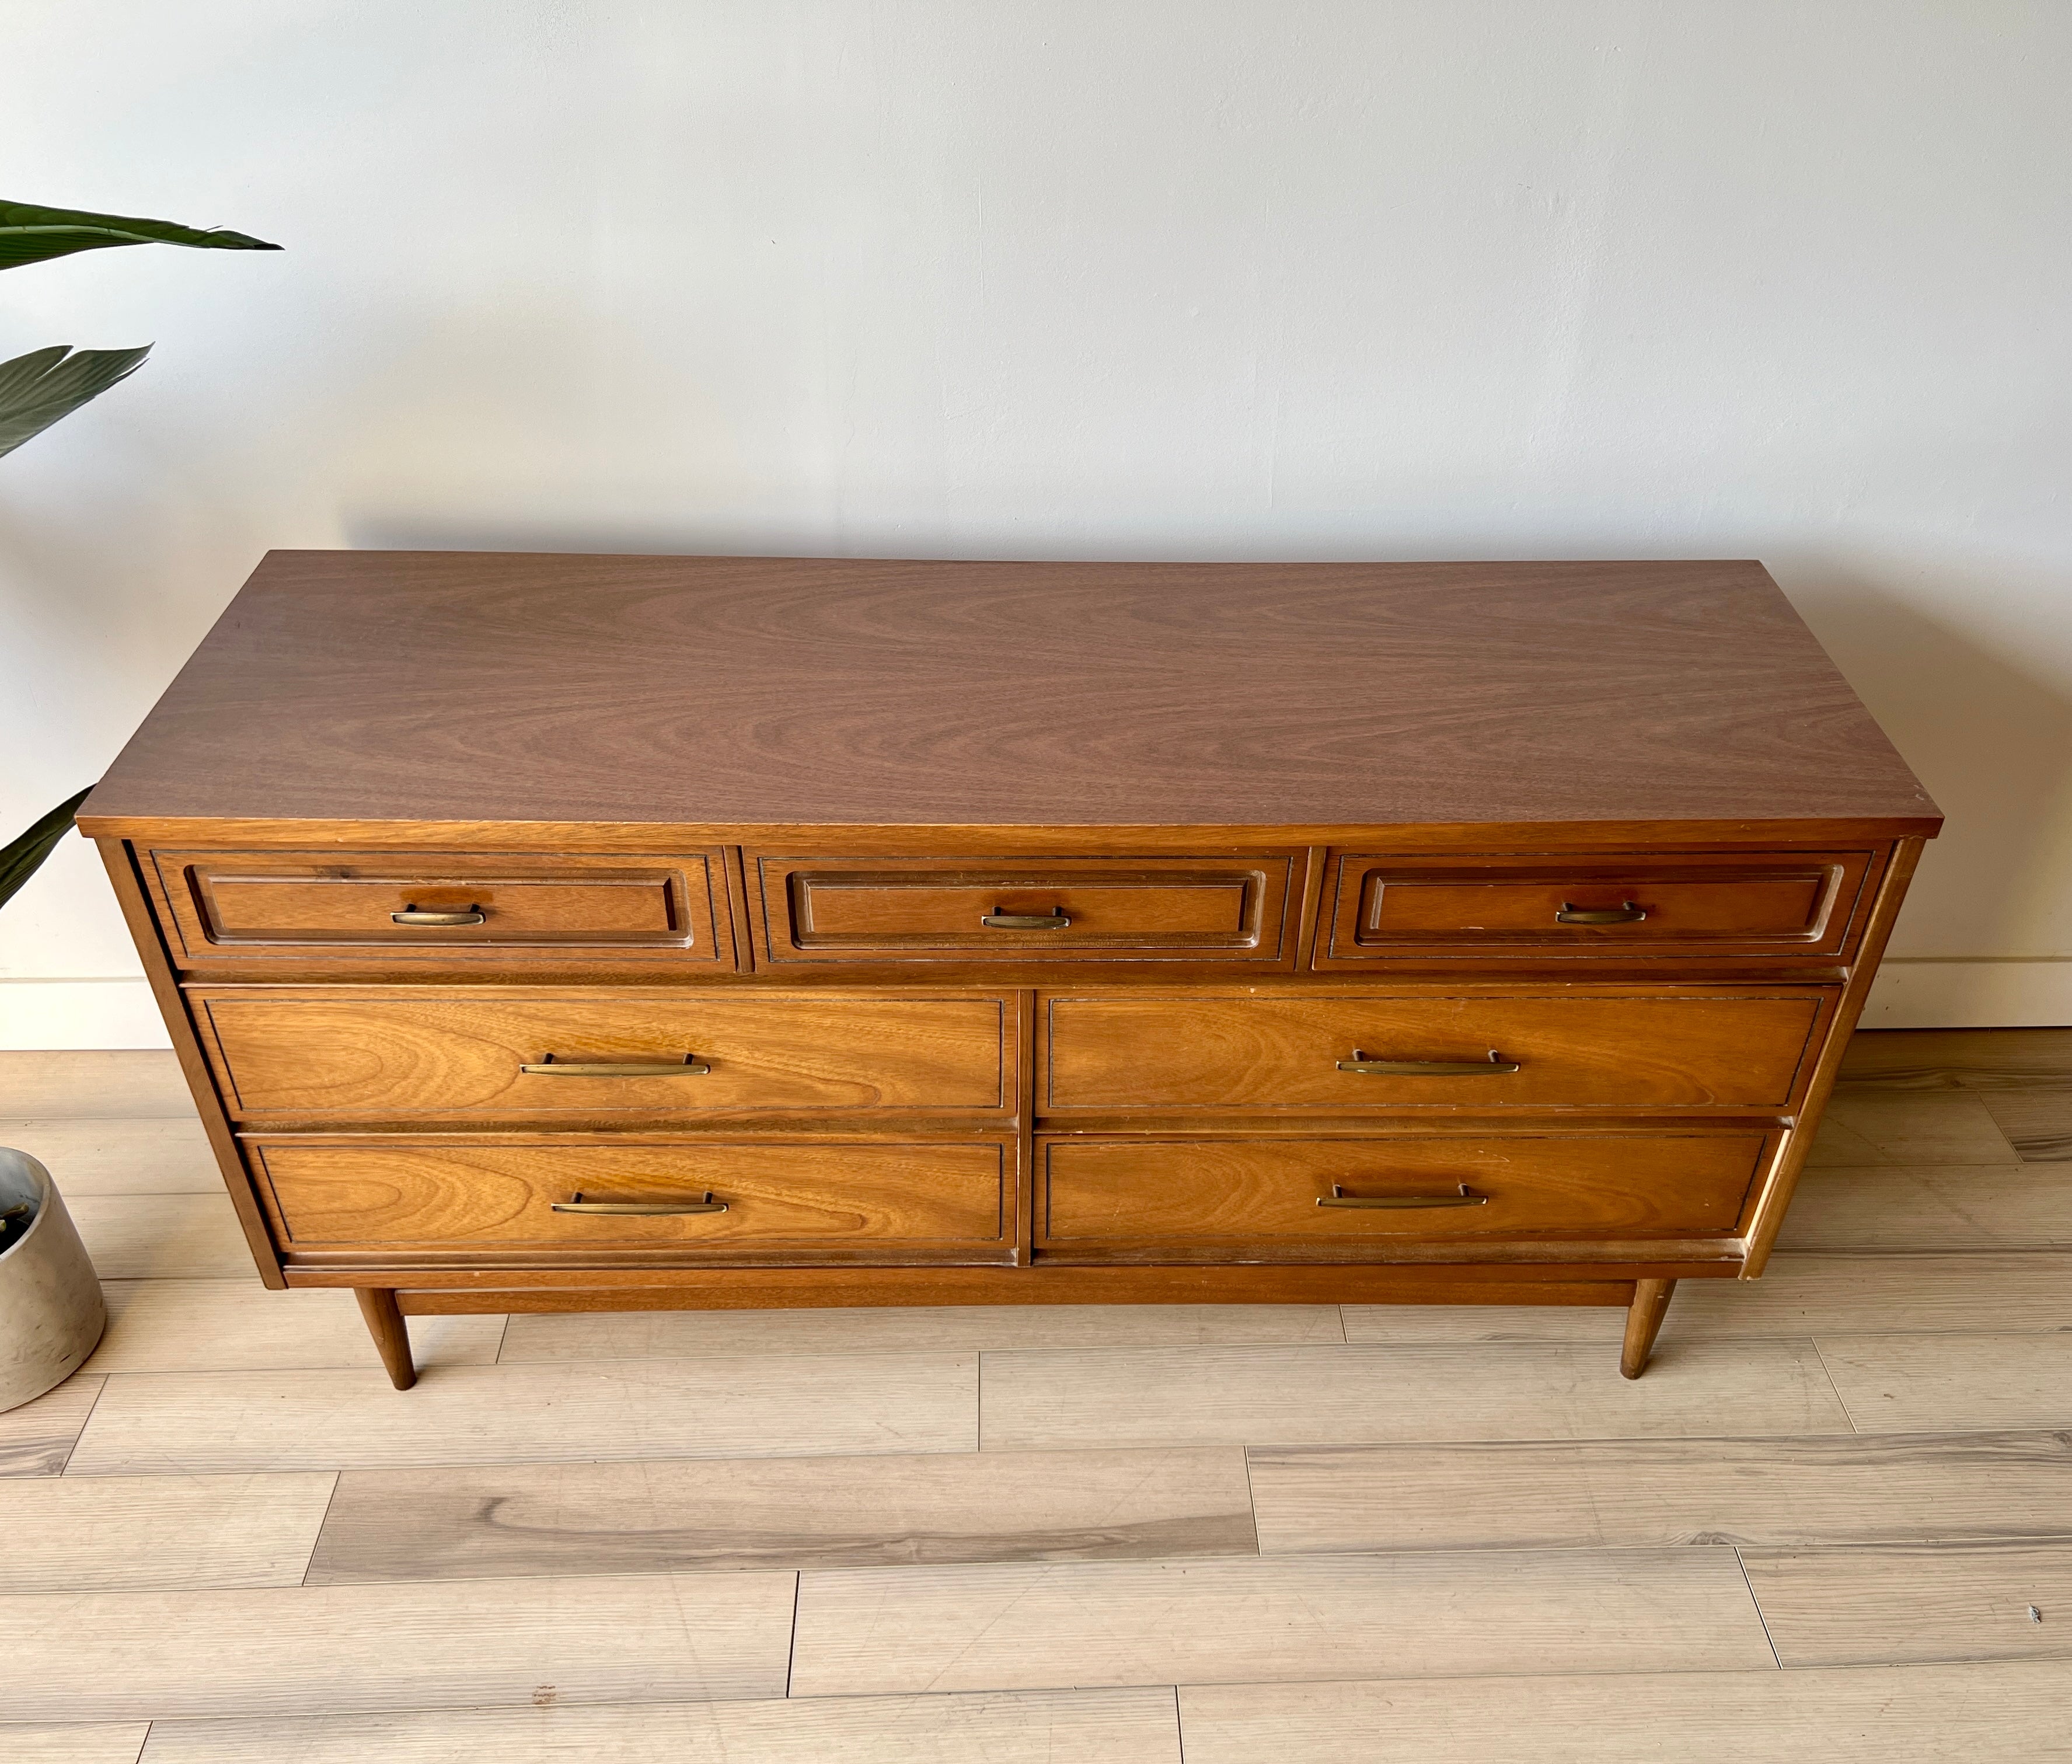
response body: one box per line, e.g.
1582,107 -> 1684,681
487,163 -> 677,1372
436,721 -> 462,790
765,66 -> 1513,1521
151,849 -> 728,963
1044,992 -> 1830,1111
755,855 -> 1295,964
196,991 -> 1009,1118
1320,850 -> 1875,964
254,1141 -> 1009,1253
1041,1135 -> 1771,1249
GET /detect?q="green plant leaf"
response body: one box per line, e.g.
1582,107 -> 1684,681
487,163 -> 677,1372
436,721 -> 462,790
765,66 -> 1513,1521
0,200 -> 281,270
0,787 -> 93,913
0,344 -> 152,458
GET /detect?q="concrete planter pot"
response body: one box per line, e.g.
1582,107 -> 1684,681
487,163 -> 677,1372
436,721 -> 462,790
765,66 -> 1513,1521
0,1148 -> 106,1411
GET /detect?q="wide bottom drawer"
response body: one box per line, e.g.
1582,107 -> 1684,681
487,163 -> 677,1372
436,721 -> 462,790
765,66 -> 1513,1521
252,1139 -> 1010,1261
1038,1133 -> 1771,1254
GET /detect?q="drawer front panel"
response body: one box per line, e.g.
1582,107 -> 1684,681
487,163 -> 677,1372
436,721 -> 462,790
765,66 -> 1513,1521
255,1141 -> 1009,1253
197,991 -> 1009,1119
755,856 -> 1295,964
1045,991 -> 1829,1111
151,850 -> 728,964
1041,1134 -> 1768,1249
1321,851 -> 1874,963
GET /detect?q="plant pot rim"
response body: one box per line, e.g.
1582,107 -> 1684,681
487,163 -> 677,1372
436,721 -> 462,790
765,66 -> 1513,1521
0,1148 -> 55,1268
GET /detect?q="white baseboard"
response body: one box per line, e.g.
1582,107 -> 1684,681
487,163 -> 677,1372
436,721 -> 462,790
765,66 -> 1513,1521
0,979 -> 173,1051
1,964 -> 2066,1050
1861,959 -> 2072,1029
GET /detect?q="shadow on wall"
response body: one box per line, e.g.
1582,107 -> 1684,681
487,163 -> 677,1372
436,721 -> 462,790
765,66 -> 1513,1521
1780,556 -> 2072,964
346,514 -> 1788,567
346,515 -> 811,560
340,513 -> 1398,564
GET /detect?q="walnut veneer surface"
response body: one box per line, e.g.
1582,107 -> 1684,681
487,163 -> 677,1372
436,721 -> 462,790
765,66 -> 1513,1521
78,552 -> 1941,1385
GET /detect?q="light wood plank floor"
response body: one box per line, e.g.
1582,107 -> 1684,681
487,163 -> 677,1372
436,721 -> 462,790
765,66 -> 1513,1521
3,1028 -> 2071,1757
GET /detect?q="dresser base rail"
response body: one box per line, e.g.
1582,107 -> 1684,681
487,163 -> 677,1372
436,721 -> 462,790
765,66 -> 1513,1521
341,1263 -> 1707,1385
304,1261 -> 1736,1304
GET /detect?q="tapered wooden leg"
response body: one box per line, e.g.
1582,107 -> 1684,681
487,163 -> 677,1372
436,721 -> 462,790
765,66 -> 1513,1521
1620,1278 -> 1677,1379
354,1288 -> 417,1390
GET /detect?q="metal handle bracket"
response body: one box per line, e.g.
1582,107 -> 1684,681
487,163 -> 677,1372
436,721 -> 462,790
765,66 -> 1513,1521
1555,901 -> 1648,925
390,905 -> 486,926
1317,1184 -> 1487,1209
551,1191 -> 728,1215
1336,1050 -> 1521,1076
519,1058 -> 713,1077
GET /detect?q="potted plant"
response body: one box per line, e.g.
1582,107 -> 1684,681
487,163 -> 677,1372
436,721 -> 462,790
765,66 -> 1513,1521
1,197 -> 278,1410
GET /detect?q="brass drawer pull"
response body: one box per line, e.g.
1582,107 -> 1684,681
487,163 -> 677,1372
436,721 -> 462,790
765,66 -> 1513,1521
390,905 -> 486,926
551,1190 -> 728,1215
519,1057 -> 713,1077
1555,901 -> 1647,925
1318,1184 -> 1487,1209
1336,1049 -> 1521,1076
981,909 -> 1072,930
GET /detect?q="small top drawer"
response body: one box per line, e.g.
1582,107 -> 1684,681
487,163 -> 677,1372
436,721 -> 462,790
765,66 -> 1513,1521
1318,850 -> 1875,964
754,856 -> 1296,965
149,850 -> 729,965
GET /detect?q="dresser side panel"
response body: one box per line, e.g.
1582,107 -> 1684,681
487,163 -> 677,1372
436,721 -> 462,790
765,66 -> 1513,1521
94,837 -> 285,1287
1739,835 -> 1926,1274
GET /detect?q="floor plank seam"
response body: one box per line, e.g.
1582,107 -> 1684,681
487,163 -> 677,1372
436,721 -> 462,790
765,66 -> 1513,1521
54,1375 -> 113,1479
1808,1322 -> 2072,1338
1733,1545 -> 1785,1670
1775,1242 -> 2072,1255
298,1472 -> 345,1588
489,1336 -> 1356,1368
783,1572 -> 802,1698
83,1345 -> 1004,1378
1698,1326 -> 2072,1343
1813,1421 -> 2072,1441
48,1685 -> 843,1728
62,1685 -> 1206,1737
68,1438 -> 1251,1480
64,1525 -> 2072,1599
65,1421 -> 2024,1481
1802,1337 -> 1861,1437
1808,1162 -> 2040,1171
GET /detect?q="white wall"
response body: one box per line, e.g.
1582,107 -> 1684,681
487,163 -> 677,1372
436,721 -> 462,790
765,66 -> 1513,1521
4,0 -> 2069,1046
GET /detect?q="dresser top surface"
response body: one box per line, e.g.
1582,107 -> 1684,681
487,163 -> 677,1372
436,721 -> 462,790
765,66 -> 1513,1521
84,551 -> 1938,834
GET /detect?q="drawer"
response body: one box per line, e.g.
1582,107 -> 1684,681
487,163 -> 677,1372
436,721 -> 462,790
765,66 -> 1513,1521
754,856 -> 1295,964
1318,851 -> 1875,964
149,849 -> 729,965
1044,991 -> 1829,1111
1039,1134 -> 1770,1253
194,989 -> 1009,1119
253,1139 -> 1009,1257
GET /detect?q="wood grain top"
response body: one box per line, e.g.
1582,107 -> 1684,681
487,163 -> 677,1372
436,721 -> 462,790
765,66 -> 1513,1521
82,552 -> 1939,834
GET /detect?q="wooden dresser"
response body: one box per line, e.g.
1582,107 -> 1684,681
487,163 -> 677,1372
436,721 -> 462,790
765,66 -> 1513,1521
79,554 -> 1940,1386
